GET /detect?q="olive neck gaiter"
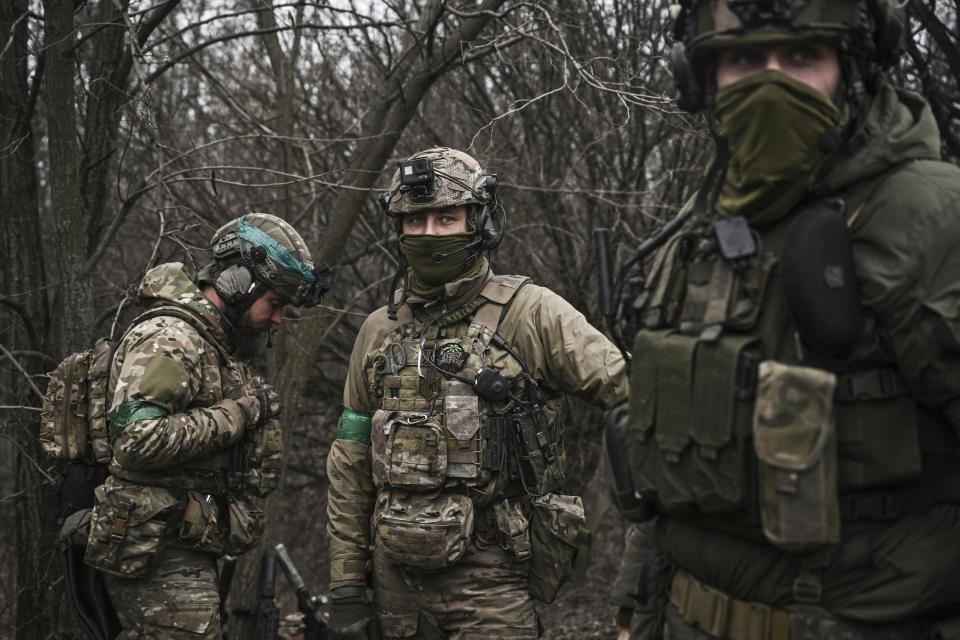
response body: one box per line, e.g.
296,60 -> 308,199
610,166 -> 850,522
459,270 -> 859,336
400,232 -> 480,298
715,70 -> 842,226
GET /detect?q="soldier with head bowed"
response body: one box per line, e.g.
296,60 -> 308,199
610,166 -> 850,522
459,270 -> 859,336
325,147 -> 629,639
609,1 -> 960,638
84,214 -> 328,638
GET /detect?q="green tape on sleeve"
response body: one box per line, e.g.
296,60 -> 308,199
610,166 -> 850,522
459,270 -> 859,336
108,400 -> 170,440
336,409 -> 372,444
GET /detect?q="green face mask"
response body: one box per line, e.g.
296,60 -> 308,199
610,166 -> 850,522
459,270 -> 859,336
400,232 -> 475,289
716,70 -> 841,225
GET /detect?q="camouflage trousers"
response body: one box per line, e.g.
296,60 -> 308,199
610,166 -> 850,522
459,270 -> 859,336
105,547 -> 221,639
373,541 -> 539,639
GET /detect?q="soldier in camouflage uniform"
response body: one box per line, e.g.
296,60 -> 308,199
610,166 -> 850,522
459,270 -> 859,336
84,213 -> 327,638
608,1 -> 960,638
326,147 -> 629,639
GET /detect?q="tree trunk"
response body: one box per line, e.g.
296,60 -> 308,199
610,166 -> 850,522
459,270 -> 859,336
2,4 -> 58,638
44,0 -> 95,352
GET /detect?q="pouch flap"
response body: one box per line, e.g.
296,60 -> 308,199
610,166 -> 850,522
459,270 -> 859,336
532,494 -> 585,547
444,381 -> 480,440
691,335 -> 759,450
753,361 -> 836,471
94,482 -> 181,526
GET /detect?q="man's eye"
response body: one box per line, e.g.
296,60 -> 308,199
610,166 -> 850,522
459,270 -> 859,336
726,49 -> 764,67
786,45 -> 818,65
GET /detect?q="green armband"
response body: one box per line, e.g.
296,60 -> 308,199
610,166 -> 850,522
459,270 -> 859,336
107,400 -> 170,440
336,409 -> 372,444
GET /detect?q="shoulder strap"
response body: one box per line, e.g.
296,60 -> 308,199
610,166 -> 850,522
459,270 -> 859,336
123,305 -> 230,363
468,275 -> 531,349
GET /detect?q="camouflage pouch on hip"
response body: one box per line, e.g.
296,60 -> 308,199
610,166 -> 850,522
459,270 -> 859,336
374,490 -> 475,570
221,492 -> 265,556
84,480 -> 181,577
528,493 -> 586,604
753,361 -> 839,551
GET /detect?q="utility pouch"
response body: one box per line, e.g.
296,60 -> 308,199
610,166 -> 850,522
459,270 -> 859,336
513,409 -> 563,496
375,490 -> 475,570
84,482 -> 181,577
444,381 -> 482,480
753,361 -> 840,551
177,491 -> 221,552
376,413 -> 448,491
527,494 -> 585,604
221,492 -> 265,556
494,499 -> 531,561
239,416 -> 283,498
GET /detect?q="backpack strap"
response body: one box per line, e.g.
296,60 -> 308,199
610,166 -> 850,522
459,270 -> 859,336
466,275 -> 531,354
123,305 -> 231,364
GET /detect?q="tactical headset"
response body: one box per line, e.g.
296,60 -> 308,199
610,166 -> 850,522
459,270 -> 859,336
210,221 -> 329,309
669,0 -> 906,113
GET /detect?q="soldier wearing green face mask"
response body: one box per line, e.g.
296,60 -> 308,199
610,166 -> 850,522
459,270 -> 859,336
326,146 -> 629,639
607,1 -> 960,639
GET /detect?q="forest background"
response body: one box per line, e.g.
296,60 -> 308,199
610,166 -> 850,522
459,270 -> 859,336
1,1 -> 958,638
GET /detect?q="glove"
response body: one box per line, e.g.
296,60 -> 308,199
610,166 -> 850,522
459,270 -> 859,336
329,586 -> 381,640
237,377 -> 281,427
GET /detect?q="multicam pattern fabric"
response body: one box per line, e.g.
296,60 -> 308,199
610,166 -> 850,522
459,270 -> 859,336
373,542 -> 538,639
385,147 -> 488,215
86,261 -> 280,592
328,262 -> 629,616
40,337 -> 115,464
105,547 -> 220,639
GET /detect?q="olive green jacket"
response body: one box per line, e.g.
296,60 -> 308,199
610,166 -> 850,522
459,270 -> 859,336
656,80 -> 960,621
327,263 -> 628,588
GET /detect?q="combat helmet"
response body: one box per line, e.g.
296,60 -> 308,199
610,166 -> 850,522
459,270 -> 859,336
379,147 -> 505,252
199,213 -> 329,310
669,0 -> 906,112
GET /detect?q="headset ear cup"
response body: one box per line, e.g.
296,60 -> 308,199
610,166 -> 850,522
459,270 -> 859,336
670,42 -> 705,112
479,203 -> 503,250
215,265 -> 254,304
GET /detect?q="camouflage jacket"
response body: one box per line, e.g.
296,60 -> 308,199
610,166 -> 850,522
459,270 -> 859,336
326,261 -> 628,588
101,262 -> 281,558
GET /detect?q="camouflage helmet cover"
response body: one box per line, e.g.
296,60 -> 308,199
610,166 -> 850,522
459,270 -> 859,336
208,213 -> 328,307
384,147 -> 490,216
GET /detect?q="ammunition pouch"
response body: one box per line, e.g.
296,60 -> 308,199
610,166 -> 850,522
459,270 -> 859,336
374,490 -> 475,570
510,405 -> 565,497
629,330 -> 762,517
84,481 -> 181,577
753,361 -> 840,551
527,493 -> 586,604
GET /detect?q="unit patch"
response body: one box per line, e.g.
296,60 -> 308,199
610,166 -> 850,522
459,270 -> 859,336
435,343 -> 469,373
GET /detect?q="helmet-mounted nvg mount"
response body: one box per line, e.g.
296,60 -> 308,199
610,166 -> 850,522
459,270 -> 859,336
669,0 -> 906,112
378,146 -> 505,255
207,213 -> 331,309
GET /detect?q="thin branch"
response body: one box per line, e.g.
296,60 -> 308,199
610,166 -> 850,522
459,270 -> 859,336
0,342 -> 45,399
